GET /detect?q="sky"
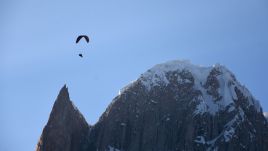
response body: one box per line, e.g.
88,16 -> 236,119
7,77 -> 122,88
1,0 -> 268,150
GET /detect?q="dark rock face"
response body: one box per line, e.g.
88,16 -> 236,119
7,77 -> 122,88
37,61 -> 268,151
36,85 -> 89,151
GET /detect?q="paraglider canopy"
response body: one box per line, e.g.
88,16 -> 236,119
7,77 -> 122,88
76,35 -> 89,43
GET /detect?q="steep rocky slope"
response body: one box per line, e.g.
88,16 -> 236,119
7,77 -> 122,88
36,85 -> 89,151
37,60 -> 268,151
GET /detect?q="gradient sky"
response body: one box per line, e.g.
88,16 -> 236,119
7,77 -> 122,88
1,0 -> 268,150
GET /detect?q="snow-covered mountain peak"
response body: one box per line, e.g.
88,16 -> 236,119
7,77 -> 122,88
134,60 -> 260,114
139,60 -> 233,91
118,60 -> 261,116
142,60 -> 212,79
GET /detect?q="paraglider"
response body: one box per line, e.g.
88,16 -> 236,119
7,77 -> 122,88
76,35 -> 89,58
76,35 -> 89,43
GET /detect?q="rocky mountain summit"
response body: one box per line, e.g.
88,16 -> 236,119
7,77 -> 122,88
36,60 -> 268,151
36,85 -> 89,151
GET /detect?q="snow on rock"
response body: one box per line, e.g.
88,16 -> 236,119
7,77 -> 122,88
223,127 -> 235,142
194,65 -> 244,115
120,123 -> 126,126
166,117 -> 170,121
138,60 -> 262,114
214,66 -> 238,105
116,60 -> 262,116
106,146 -> 120,151
140,60 -> 211,91
150,99 -> 158,104
118,81 -> 136,95
227,105 -> 236,112
204,107 -> 245,147
264,112 -> 268,121
195,136 -> 206,144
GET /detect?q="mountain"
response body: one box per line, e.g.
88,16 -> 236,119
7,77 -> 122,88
36,85 -> 89,151
36,60 -> 268,151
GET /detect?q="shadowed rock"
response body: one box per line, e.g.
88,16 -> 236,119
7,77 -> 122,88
36,85 -> 89,151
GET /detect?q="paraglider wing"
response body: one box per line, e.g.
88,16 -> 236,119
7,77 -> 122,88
76,35 -> 89,43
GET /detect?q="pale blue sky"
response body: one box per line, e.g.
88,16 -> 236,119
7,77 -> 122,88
1,0 -> 268,150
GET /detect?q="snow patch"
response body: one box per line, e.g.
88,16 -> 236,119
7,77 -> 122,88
195,136 -> 206,144
106,146 -> 120,151
215,68 -> 238,106
166,117 -> 170,121
203,108 -> 245,149
263,112 -> 268,121
140,60 -> 212,91
118,81 -> 136,95
223,127 -> 235,142
150,99 -> 158,104
193,64 -> 261,115
227,105 -> 235,112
